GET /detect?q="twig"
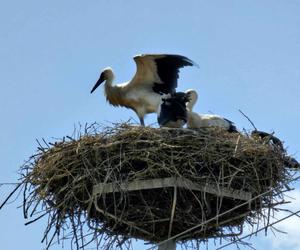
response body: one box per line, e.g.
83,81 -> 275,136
93,196 -> 153,237
239,109 -> 257,131
148,187 -> 278,250
216,209 -> 300,249
0,182 -> 22,210
168,185 -> 177,238
25,211 -> 48,226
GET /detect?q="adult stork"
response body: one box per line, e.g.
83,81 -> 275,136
185,89 -> 237,132
90,54 -> 197,126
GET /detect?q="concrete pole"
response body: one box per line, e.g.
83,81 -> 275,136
157,240 -> 176,250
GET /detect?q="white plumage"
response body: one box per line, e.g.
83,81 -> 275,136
90,54 -> 196,126
185,89 -> 237,132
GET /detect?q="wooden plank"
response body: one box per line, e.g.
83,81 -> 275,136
178,178 -> 252,201
93,178 -> 176,194
93,177 -> 252,201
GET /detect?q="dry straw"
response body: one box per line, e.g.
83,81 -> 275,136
6,123 -> 299,249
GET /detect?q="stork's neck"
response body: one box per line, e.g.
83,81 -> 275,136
104,73 -> 115,92
103,72 -> 124,107
102,68 -> 116,95
187,91 -> 198,111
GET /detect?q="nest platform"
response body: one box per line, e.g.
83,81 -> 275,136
20,123 -> 298,249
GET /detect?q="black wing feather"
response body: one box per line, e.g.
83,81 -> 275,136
152,55 -> 195,94
158,92 -> 188,126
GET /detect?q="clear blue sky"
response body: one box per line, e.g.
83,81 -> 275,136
1,0 -> 300,249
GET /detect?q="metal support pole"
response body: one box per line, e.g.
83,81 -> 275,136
157,239 -> 176,250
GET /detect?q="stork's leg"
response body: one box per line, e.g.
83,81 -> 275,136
139,117 -> 145,126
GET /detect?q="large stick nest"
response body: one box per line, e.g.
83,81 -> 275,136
20,123 -> 298,249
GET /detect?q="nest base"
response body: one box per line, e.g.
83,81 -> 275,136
18,124 -> 297,249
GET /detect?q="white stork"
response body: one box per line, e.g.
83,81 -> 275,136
185,89 -> 237,132
90,54 -> 197,126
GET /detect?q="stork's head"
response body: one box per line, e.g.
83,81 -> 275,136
90,67 -> 114,94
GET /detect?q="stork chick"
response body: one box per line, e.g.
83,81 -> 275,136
185,89 -> 237,132
157,92 -> 189,128
90,54 -> 197,126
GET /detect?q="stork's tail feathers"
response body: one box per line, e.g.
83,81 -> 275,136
228,123 -> 238,133
222,118 -> 238,133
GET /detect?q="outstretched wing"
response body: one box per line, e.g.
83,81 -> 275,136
132,54 -> 196,94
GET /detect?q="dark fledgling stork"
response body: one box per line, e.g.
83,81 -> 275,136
157,92 -> 190,128
90,54 -> 197,126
